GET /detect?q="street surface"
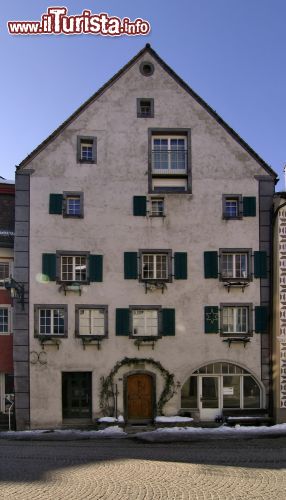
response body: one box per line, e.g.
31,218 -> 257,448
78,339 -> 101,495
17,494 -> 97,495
0,436 -> 286,499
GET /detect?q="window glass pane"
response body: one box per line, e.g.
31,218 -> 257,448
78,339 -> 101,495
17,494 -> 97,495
202,377 -> 219,408
67,197 -> 81,216
225,199 -> 238,217
243,376 -> 260,408
0,263 -> 9,281
223,376 -> 240,408
206,364 -> 214,374
181,376 -> 197,408
221,254 -> 233,278
213,363 -> 222,374
75,256 -> 86,281
221,363 -> 229,374
39,309 -> 51,335
53,309 -> 65,335
81,141 -> 93,160
90,309 -> 105,335
133,309 -> 158,336
61,256 -> 73,281
0,308 -> 8,333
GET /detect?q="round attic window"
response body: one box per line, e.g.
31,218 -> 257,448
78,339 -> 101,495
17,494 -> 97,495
140,61 -> 154,77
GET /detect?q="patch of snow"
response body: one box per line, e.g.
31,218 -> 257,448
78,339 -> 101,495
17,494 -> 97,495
98,415 -> 124,423
0,426 -> 126,440
155,416 -> 193,423
134,423 -> 286,442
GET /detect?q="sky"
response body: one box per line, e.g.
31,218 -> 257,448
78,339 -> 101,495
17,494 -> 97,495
0,0 -> 285,189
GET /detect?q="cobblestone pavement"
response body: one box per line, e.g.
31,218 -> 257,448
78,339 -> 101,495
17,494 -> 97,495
1,437 -> 286,499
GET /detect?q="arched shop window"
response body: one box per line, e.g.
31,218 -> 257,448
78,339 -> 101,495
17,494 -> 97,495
181,362 -> 261,410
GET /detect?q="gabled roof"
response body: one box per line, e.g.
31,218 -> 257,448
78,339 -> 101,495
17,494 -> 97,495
17,44 -> 277,180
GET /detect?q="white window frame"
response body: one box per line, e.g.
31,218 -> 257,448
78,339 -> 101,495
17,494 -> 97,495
0,305 -> 10,335
131,308 -> 159,337
60,255 -> 87,282
141,252 -> 169,281
152,136 -> 187,174
222,306 -> 249,334
38,307 -> 65,336
221,252 -> 248,279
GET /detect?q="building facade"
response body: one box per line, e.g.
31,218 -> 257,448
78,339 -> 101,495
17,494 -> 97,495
272,192 -> 286,423
0,178 -> 14,417
13,45 -> 277,430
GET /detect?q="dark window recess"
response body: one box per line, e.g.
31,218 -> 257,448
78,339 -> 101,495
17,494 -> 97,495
49,194 -> 63,215
174,252 -> 188,280
116,308 -> 130,336
139,61 -> 154,77
124,252 -> 138,279
255,306 -> 268,333
89,255 -> 103,282
204,306 -> 219,334
133,196 -> 147,216
243,197 -> 256,217
254,251 -> 267,279
42,253 -> 57,281
137,99 -> 154,118
204,251 -> 218,279
161,308 -> 175,336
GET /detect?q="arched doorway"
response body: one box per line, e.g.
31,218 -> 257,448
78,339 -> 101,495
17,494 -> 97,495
181,362 -> 262,421
125,372 -> 155,423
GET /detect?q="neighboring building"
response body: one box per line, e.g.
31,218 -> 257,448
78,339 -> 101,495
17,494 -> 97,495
272,192 -> 286,423
0,177 -> 14,418
13,45 -> 277,430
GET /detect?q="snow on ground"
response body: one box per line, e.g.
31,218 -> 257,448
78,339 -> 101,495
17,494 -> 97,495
155,416 -> 193,423
0,426 -> 126,440
98,416 -> 124,423
1,423 -> 286,441
135,423 -> 286,442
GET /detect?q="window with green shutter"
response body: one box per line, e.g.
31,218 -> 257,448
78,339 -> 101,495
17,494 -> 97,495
174,252 -> 188,280
49,194 -> 63,215
124,252 -> 138,279
133,196 -> 147,216
255,306 -> 268,333
116,309 -> 130,336
254,251 -> 267,279
204,252 -> 218,279
243,197 -> 256,217
204,306 -> 219,333
42,253 -> 57,281
161,308 -> 175,336
89,255 -> 103,282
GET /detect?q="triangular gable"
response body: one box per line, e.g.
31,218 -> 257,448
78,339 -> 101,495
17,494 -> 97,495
17,44 -> 277,180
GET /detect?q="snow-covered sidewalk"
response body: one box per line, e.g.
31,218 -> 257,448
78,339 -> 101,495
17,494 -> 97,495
1,423 -> 286,441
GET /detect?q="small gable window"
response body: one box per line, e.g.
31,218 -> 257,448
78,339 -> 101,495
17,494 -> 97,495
77,136 -> 97,163
137,98 -> 154,118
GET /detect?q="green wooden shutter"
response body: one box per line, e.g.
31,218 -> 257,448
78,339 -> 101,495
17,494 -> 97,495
42,253 -> 56,281
49,194 -> 63,214
116,309 -> 130,336
254,251 -> 267,278
174,252 -> 188,279
124,252 -> 138,279
255,306 -> 268,333
133,196 -> 147,216
204,251 -> 218,278
89,255 -> 103,282
243,197 -> 256,217
161,309 -> 175,336
204,306 -> 219,333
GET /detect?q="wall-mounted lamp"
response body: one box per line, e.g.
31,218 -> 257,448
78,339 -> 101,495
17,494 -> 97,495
5,277 -> 25,310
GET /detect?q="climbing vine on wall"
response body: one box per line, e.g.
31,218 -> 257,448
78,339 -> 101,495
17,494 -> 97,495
99,357 -> 176,416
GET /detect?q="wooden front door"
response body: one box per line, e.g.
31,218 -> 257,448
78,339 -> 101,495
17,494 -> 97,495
127,373 -> 153,421
62,372 -> 92,419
